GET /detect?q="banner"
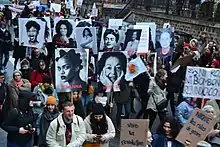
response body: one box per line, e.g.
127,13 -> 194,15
120,119 -> 149,147
183,66 -> 220,99
176,108 -> 217,147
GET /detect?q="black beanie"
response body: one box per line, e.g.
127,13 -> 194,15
92,103 -> 105,115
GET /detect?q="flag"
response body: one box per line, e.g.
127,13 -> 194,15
125,57 -> 147,81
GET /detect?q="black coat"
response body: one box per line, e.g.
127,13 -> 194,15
38,108 -> 59,146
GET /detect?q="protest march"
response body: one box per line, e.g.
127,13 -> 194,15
0,0 -> 219,147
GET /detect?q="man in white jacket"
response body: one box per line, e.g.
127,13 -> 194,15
46,101 -> 86,147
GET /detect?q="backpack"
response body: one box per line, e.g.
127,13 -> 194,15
56,115 -> 79,134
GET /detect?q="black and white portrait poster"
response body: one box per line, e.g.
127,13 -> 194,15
133,25 -> 149,54
55,48 -> 88,92
36,17 -> 52,42
75,27 -> 97,54
97,51 -> 128,92
19,18 -> 46,48
123,29 -> 142,57
99,27 -> 122,52
53,18 -> 76,48
155,28 -> 174,60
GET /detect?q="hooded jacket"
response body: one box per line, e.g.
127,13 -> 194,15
38,108 -> 59,146
2,91 -> 35,146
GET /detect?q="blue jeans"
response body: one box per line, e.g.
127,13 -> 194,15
7,141 -> 32,147
116,102 -> 130,127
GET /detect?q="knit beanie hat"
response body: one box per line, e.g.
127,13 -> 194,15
13,70 -> 22,76
92,103 -> 105,115
46,96 -> 56,105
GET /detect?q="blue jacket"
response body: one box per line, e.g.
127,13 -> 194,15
176,101 -> 194,126
152,134 -> 183,147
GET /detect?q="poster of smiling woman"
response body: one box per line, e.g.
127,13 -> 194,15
155,28 -> 174,60
19,18 -> 46,48
97,51 -> 128,92
55,48 -> 88,92
53,18 -> 76,48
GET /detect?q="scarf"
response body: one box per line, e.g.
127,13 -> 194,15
13,80 -> 23,87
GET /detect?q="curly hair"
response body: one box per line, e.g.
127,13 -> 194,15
82,28 -> 92,37
36,17 -> 49,39
25,20 -> 40,32
55,20 -> 72,37
98,52 -> 127,75
55,49 -> 83,71
156,116 -> 181,139
90,113 -> 108,135
104,29 -> 119,43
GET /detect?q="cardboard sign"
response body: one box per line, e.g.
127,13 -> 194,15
176,108 -> 217,147
84,144 -> 100,147
41,0 -> 48,4
120,119 -> 149,147
183,66 -> 220,99
54,0 -> 61,4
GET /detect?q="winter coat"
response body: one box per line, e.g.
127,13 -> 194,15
30,70 -> 52,88
147,78 -> 167,112
2,91 -> 35,146
84,115 -> 115,147
33,84 -> 58,115
152,134 -> 184,147
73,100 -> 85,119
38,108 -> 59,146
46,114 -> 86,147
176,101 -> 194,126
0,82 -> 7,105
114,84 -> 130,104
7,79 -> 31,109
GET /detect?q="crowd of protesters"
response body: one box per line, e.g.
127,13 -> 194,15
0,0 -> 219,147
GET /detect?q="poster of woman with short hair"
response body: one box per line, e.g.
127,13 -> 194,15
53,18 -> 76,48
19,18 -> 46,48
97,51 -> 128,92
155,28 -> 174,60
55,48 -> 88,92
75,27 -> 97,54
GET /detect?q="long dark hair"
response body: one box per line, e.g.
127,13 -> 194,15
90,113 -> 108,135
37,59 -> 50,74
156,117 -> 181,139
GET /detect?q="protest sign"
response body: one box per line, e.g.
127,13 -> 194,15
134,25 -> 149,54
41,0 -> 48,4
176,108 -> 217,147
108,19 -> 123,29
183,66 -> 220,99
50,3 -> 61,13
54,0 -> 61,4
120,119 -> 149,147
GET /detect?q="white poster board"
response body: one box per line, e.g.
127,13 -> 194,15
133,25 -> 149,54
183,66 -> 220,99
50,3 -> 61,13
108,19 -> 123,29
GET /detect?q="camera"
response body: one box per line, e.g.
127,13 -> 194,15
24,124 -> 34,131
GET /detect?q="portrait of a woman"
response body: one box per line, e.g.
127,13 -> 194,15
53,20 -> 76,48
156,28 -> 173,59
102,29 -> 120,52
25,20 -> 41,46
80,28 -> 93,49
98,52 -> 127,92
55,49 -> 86,92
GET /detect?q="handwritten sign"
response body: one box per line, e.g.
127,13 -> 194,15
50,3 -> 61,13
133,25 -> 149,54
183,66 -> 220,99
108,19 -> 123,29
176,108 -> 217,147
120,119 -> 149,147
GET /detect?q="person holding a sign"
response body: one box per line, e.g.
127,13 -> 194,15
84,103 -> 115,147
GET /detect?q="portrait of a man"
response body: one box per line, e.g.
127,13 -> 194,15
55,48 -> 88,92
